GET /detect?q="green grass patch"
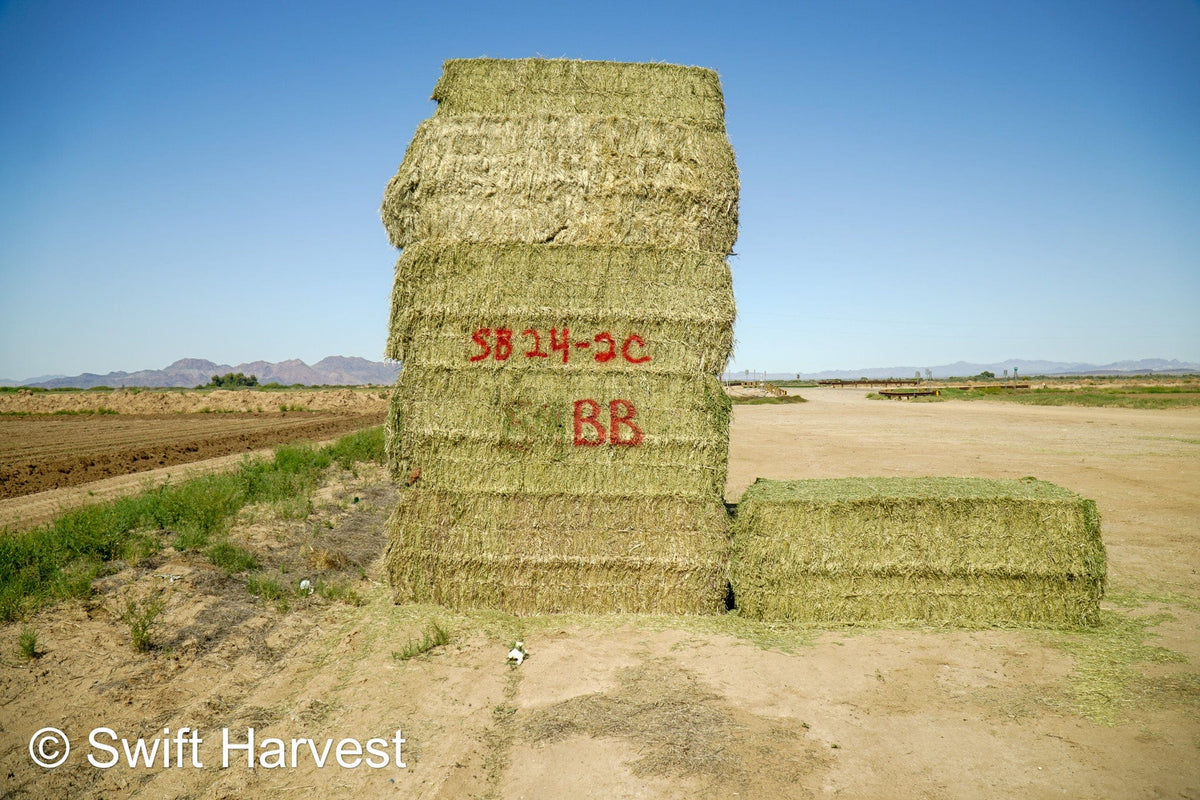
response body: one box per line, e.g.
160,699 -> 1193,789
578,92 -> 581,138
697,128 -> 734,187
314,579 -> 365,607
393,620 -> 451,660
0,426 -> 385,622
730,394 -> 807,405
866,392 -> 945,402
325,425 -> 386,469
940,386 -> 1200,409
247,573 -> 290,610
205,542 -> 259,574
18,625 -> 38,659
119,594 -> 165,653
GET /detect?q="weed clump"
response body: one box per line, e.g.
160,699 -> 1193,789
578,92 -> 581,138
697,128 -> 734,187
393,621 -> 450,660
119,594 -> 165,652
18,625 -> 38,659
206,542 -> 259,574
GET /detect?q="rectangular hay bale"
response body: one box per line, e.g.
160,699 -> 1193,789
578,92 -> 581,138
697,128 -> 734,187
385,489 -> 730,614
381,113 -> 738,251
388,551 -> 727,615
731,477 -> 1106,628
387,368 -> 731,499
386,242 -> 735,372
431,58 -> 729,127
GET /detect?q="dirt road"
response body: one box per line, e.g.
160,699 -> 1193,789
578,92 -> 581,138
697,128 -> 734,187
1,389 -> 1197,798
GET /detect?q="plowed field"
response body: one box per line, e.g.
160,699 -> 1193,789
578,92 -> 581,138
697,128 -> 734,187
0,412 -> 383,500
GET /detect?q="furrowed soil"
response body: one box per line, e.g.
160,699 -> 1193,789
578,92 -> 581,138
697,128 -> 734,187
2,388 -> 1198,799
0,413 -> 383,501
0,389 -> 388,507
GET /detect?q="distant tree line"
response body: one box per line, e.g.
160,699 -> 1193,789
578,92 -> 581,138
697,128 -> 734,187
205,372 -> 259,388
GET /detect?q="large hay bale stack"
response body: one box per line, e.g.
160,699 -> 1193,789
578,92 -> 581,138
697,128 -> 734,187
381,58 -> 738,613
731,477 -> 1106,627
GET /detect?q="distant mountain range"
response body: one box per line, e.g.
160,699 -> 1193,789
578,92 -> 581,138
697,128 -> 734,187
727,358 -> 1200,382
1,357 -> 401,389
3,356 -> 1195,389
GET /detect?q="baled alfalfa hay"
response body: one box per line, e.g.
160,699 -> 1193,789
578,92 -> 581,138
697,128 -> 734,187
380,58 -> 738,614
426,58 -> 729,125
387,368 -> 731,498
381,59 -> 738,252
390,491 -> 730,613
385,242 -> 735,373
731,477 -> 1106,628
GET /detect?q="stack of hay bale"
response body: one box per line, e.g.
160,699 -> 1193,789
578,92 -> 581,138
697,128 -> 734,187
380,58 -> 738,613
731,477 -> 1106,627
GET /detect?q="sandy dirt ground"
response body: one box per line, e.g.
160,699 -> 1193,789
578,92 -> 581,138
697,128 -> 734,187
1,388 -> 1198,799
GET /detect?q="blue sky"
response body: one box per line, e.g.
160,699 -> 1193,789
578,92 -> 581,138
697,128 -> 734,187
1,0 -> 1197,380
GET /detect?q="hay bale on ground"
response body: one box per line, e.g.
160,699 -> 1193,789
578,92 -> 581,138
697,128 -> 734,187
731,477 -> 1106,627
381,58 -> 737,614
388,490 -> 730,613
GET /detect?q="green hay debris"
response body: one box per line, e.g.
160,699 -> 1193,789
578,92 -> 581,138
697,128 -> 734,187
1045,603 -> 1194,724
731,477 -> 1106,628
